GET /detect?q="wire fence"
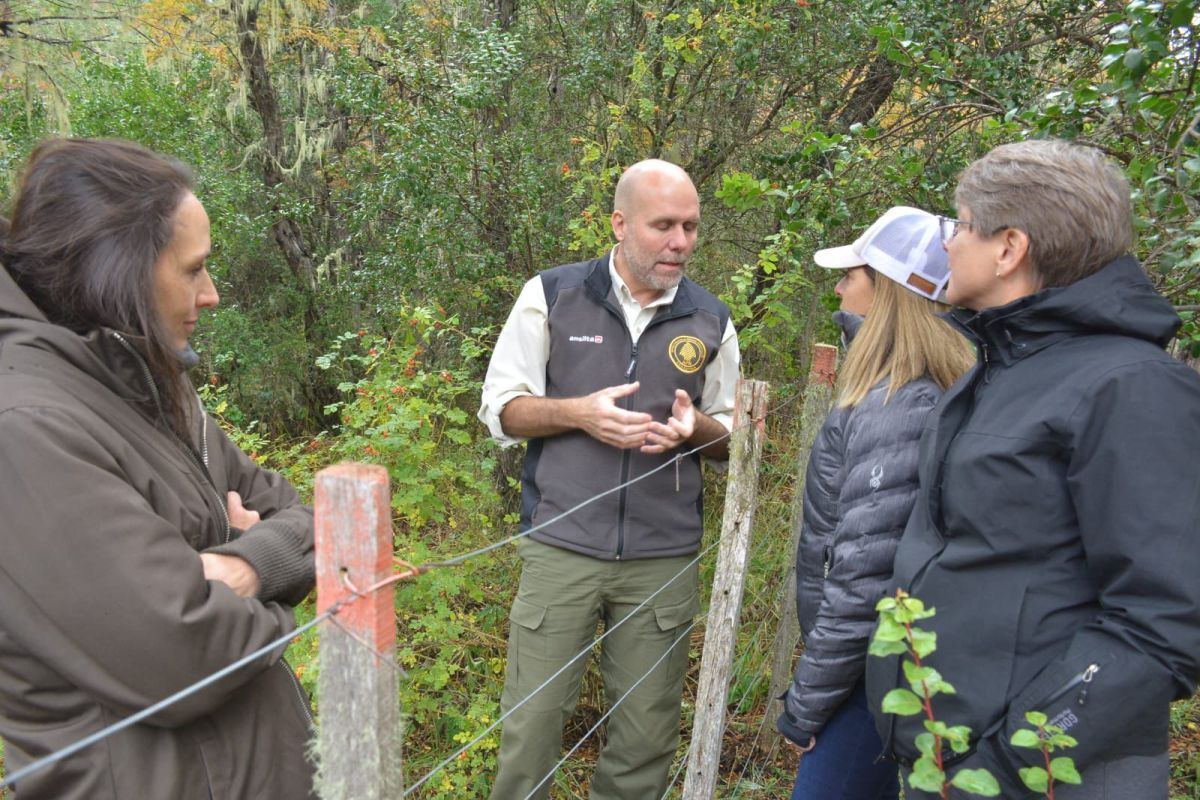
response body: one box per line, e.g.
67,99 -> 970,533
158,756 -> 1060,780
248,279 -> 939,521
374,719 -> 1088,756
402,540 -> 719,796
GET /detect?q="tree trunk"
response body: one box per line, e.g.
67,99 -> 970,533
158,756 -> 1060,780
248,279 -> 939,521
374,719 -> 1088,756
236,3 -> 317,293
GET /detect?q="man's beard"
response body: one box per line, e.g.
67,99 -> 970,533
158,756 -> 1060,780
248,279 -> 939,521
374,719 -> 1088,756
625,245 -> 686,290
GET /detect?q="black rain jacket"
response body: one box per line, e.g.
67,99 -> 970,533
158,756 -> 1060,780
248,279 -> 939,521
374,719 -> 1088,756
865,256 -> 1200,797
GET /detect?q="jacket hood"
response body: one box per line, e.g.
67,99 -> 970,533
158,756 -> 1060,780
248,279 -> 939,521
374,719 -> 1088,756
833,310 -> 864,347
1,262 -> 162,411
953,256 -> 1181,362
0,259 -> 48,322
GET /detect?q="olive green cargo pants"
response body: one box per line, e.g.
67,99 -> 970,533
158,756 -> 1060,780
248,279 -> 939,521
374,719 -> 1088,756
489,538 -> 700,800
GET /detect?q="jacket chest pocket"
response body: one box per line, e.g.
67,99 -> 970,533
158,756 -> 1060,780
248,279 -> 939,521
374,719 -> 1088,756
142,469 -> 227,551
940,430 -> 1073,550
175,503 -> 224,550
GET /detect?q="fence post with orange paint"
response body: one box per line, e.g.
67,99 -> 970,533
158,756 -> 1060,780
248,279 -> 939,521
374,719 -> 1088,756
313,463 -> 403,800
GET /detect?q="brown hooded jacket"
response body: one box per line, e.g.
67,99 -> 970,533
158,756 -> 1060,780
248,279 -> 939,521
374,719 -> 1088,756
0,263 -> 316,799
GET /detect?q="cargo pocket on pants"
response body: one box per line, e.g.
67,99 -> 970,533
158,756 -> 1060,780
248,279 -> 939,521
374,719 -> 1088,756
504,595 -> 560,713
653,592 -> 699,680
511,595 -> 548,631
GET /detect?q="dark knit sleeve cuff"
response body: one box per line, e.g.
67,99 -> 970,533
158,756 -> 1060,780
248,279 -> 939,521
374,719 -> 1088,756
776,708 -> 816,747
206,519 -> 314,605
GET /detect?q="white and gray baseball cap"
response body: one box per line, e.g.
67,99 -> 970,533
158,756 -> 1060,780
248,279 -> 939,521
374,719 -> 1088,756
813,206 -> 950,300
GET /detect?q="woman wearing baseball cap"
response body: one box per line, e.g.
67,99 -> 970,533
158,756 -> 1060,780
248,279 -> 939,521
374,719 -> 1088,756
777,206 -> 973,799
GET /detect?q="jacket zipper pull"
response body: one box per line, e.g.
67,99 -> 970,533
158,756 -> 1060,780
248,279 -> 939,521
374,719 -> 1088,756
625,344 -> 639,380
1078,663 -> 1099,706
675,455 -> 680,492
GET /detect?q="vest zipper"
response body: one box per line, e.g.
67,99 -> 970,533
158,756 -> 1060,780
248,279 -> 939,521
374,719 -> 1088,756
616,342 -> 639,559
600,286 -> 688,562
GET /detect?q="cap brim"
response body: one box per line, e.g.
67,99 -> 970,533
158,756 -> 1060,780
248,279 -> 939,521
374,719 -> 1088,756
813,244 -> 867,269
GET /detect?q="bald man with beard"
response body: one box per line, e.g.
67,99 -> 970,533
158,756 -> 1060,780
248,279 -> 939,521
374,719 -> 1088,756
478,159 -> 740,799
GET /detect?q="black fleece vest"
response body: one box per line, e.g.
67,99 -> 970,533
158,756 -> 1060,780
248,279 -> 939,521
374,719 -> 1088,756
519,254 -> 730,560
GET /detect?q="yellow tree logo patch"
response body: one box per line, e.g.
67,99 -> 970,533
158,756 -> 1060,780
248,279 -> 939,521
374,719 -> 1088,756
668,336 -> 706,374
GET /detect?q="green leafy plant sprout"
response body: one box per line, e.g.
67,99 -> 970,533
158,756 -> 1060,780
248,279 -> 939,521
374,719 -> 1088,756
870,590 -> 1082,799
870,589 -> 1000,798
1010,711 -> 1082,799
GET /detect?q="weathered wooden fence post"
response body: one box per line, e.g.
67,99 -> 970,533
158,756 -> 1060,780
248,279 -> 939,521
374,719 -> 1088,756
682,378 -> 770,800
314,463 -> 403,800
765,343 -> 839,746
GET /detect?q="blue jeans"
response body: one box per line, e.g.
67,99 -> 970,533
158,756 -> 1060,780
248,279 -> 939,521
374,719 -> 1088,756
790,680 -> 899,800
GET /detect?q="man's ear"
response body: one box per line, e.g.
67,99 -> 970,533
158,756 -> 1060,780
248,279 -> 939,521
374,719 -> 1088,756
610,209 -> 626,243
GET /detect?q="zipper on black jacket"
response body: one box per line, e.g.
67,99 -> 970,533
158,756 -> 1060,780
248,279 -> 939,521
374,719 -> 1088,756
933,663 -> 1102,773
1041,663 -> 1100,711
879,367 -> 980,763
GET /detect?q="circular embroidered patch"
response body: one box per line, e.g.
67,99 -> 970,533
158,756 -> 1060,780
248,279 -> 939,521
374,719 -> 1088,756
668,335 -> 706,374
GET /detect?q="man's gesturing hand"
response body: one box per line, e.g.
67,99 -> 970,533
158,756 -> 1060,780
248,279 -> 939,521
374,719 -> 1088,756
641,389 -> 696,454
576,382 -> 654,449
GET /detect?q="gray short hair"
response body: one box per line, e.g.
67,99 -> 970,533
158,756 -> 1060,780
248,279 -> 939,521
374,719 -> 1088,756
955,139 -> 1133,288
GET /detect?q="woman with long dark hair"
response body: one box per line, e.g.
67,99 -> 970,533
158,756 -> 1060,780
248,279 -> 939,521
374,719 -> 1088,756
777,207 -> 974,799
0,138 -> 315,798
866,139 -> 1200,798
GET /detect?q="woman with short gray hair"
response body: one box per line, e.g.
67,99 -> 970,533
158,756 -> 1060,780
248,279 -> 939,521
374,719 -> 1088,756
866,138 -> 1200,799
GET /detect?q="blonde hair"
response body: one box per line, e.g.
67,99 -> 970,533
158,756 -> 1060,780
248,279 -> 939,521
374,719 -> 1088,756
838,270 -> 975,407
